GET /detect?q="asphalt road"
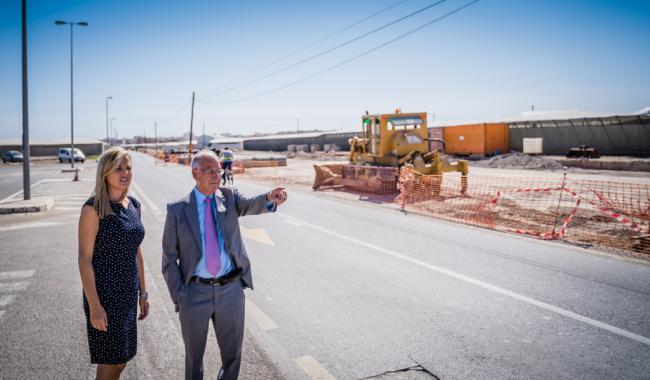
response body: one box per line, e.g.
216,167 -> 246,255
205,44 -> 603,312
0,160 -> 282,379
0,159 -> 95,201
1,152 -> 649,379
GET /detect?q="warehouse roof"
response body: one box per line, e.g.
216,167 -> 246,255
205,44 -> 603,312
432,107 -> 650,128
0,137 -> 104,146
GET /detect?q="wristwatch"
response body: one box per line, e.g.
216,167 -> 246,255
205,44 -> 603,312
139,291 -> 149,301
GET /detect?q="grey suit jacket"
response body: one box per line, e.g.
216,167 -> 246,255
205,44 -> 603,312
162,187 -> 272,308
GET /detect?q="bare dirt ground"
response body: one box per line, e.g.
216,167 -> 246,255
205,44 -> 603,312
238,151 -> 650,190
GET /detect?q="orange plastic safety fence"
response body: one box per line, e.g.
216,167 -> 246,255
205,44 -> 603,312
398,167 -> 650,259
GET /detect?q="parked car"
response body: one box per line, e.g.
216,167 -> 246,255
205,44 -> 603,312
2,150 -> 23,163
58,148 -> 86,163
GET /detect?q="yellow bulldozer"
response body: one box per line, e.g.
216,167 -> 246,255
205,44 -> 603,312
313,111 -> 468,194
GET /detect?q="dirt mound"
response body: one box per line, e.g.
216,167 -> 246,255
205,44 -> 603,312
472,152 -> 565,170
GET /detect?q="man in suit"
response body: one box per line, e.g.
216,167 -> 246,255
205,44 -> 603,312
162,150 -> 287,380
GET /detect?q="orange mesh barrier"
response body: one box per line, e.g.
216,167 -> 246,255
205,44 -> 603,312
397,167 -> 650,259
239,159 -> 287,168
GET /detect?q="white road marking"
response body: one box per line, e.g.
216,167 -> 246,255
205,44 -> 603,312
280,214 -> 650,347
294,355 -> 336,380
245,299 -> 279,330
54,201 -> 86,206
285,218 -> 306,226
0,270 -> 35,280
131,181 -> 161,214
0,179 -> 47,203
0,295 -> 16,307
0,221 -> 67,232
129,181 -> 185,344
0,282 -> 29,292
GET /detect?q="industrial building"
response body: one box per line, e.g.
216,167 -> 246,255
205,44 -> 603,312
242,131 -> 355,152
0,138 -> 105,157
505,111 -> 649,156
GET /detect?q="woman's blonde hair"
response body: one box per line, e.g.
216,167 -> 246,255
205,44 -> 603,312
93,147 -> 131,219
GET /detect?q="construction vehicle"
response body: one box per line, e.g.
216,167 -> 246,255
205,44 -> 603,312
313,110 -> 468,194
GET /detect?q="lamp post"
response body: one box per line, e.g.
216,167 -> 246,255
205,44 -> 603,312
55,20 -> 88,171
105,96 -> 112,148
22,0 -> 31,199
110,117 -> 116,145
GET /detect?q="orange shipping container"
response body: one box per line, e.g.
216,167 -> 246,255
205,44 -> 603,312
442,123 -> 509,156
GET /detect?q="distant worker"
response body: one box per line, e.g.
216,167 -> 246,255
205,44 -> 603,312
220,147 -> 234,183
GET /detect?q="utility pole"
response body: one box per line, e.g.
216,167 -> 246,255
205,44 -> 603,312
110,117 -> 115,145
202,122 -> 206,149
297,117 -> 300,132
105,96 -> 112,149
69,23 -> 74,170
21,0 -> 30,200
188,91 -> 195,153
154,121 -> 158,165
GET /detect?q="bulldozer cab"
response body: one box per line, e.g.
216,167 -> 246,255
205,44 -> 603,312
354,112 -> 428,166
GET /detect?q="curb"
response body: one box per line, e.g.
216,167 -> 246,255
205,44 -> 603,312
0,197 -> 55,214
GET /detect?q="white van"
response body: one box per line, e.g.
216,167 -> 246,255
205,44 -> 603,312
58,148 -> 86,163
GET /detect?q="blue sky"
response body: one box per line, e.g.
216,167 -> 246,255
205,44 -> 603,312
1,0 -> 649,140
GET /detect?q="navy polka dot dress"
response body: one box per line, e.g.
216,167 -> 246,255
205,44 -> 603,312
82,195 -> 145,365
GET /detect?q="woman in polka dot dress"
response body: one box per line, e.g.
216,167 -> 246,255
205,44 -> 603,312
78,147 -> 148,379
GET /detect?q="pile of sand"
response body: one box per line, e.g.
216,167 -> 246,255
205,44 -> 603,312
472,152 -> 565,170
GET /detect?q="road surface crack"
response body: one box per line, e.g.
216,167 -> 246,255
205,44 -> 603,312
359,357 -> 439,379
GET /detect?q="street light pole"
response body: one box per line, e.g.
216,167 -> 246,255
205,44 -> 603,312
154,121 -> 158,165
22,0 -> 31,200
55,20 -> 87,171
105,96 -> 112,149
110,117 -> 115,145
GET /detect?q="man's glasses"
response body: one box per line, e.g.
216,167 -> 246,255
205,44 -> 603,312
200,168 -> 221,176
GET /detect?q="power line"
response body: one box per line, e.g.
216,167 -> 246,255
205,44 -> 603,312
199,0 -> 481,105
200,0 -> 448,99
209,0 -> 410,92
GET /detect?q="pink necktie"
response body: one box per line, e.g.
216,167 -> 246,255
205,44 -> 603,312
204,197 -> 221,276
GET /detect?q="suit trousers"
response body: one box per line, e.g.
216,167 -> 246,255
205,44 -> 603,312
178,279 -> 245,380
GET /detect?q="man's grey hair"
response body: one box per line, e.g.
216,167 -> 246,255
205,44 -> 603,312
191,149 -> 219,169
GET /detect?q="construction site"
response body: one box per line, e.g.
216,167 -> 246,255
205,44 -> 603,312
143,109 -> 650,262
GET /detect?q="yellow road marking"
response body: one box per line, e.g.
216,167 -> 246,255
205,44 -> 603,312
245,299 -> 278,330
241,226 -> 274,246
294,355 -> 336,380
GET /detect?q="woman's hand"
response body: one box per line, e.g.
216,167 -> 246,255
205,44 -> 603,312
138,297 -> 149,320
90,304 -> 108,331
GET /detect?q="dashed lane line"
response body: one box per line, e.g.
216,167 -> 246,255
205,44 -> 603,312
294,355 -> 336,380
0,282 -> 30,292
280,213 -> 650,347
245,299 -> 279,331
0,221 -> 70,232
0,270 -> 35,280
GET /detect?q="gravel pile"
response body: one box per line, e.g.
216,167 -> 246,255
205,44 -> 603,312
472,152 -> 565,170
